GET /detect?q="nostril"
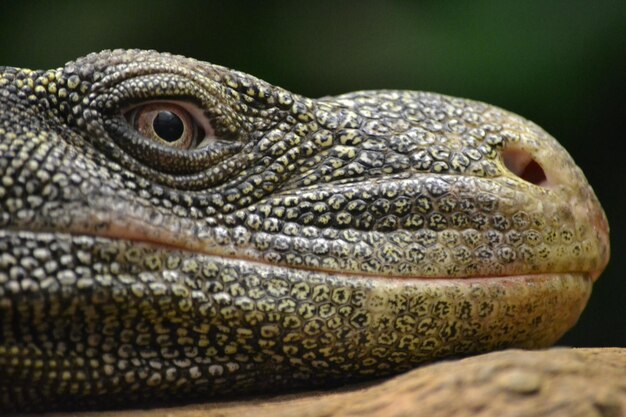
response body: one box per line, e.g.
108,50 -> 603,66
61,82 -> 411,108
502,149 -> 548,187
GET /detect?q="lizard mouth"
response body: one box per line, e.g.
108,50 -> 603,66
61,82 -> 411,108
10,213 -> 604,284
0,226 -> 601,283
0,228 -> 598,286
89,198 -> 609,283
105,228 -> 596,281
0,227 -> 596,349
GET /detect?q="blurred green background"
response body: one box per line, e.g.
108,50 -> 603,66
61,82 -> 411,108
1,0 -> 624,347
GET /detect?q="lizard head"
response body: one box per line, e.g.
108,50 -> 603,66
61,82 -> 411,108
0,50 -> 610,410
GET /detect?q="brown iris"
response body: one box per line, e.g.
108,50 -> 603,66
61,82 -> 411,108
126,103 -> 199,149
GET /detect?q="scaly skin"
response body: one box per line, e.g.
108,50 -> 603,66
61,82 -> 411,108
0,50 -> 609,412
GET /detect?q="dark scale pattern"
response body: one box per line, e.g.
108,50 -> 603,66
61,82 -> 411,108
0,50 -> 609,412
0,232 -> 593,410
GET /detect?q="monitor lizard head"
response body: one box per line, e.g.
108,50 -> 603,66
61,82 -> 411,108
0,50 -> 610,411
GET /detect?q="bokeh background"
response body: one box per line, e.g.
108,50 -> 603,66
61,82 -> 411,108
1,0 -> 624,347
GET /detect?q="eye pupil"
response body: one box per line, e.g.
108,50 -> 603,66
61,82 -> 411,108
153,111 -> 184,142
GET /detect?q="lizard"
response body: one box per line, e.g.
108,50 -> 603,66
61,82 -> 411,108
0,50 -> 609,413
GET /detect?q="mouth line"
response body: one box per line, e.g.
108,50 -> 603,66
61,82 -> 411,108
0,227 -> 595,283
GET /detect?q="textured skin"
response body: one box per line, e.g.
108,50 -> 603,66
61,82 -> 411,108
0,50 -> 609,412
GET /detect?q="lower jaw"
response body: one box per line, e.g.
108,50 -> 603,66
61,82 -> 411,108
0,229 -> 593,348
0,230 -> 593,411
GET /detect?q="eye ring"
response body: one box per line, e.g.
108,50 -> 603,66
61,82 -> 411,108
125,101 -> 210,149
98,76 -> 247,187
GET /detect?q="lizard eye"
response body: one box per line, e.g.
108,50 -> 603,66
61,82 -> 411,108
125,102 -> 207,149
